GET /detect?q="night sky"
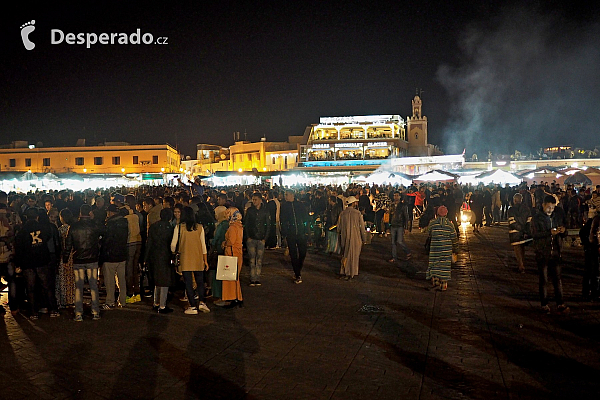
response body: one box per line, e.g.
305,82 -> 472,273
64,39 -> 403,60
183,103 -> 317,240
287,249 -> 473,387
3,1 -> 599,158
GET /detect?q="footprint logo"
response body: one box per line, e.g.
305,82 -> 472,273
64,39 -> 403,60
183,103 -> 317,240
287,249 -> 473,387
20,20 -> 35,50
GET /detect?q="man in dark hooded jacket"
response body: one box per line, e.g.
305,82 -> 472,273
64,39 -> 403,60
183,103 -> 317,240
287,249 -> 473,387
100,204 -> 128,309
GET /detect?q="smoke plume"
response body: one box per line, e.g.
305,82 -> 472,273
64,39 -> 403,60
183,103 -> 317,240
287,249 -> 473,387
437,6 -> 600,157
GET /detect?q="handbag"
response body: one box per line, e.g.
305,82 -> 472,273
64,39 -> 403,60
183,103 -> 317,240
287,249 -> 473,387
207,247 -> 219,270
172,224 -> 182,269
216,254 -> 238,281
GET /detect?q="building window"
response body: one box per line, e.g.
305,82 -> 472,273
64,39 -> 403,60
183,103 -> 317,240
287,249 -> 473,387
43,158 -> 50,167
25,158 -> 31,167
272,157 -> 275,165
415,133 -> 418,139
112,156 -> 120,165
152,155 -> 158,164
75,157 -> 84,165
94,157 -> 103,165
9,159 -> 16,168
133,156 -> 139,164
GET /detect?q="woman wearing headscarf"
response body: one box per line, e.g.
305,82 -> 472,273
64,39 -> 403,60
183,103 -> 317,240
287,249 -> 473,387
214,207 -> 243,308
147,208 -> 176,313
171,206 -> 210,314
209,206 -> 228,301
426,205 -> 458,291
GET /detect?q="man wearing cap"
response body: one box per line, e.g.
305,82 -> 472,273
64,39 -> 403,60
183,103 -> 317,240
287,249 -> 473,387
388,191 -> 411,262
337,196 -> 366,280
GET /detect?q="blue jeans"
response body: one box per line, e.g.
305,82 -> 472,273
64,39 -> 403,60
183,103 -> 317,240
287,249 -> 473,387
247,238 -> 265,282
391,226 -> 411,261
182,271 -> 204,308
73,263 -> 100,316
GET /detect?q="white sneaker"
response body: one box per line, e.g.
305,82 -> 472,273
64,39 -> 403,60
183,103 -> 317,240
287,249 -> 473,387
197,302 -> 210,313
184,307 -> 198,315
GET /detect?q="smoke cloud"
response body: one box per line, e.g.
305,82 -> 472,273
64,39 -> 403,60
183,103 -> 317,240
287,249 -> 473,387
437,7 -> 600,157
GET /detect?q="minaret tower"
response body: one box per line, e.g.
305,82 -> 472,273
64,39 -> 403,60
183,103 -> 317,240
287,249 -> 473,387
407,91 -> 428,156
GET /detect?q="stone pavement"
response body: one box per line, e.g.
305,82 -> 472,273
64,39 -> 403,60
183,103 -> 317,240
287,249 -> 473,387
1,223 -> 600,399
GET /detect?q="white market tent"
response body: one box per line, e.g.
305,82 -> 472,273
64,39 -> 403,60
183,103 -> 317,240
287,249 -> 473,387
414,170 -> 458,182
459,169 -> 522,186
364,171 -> 413,186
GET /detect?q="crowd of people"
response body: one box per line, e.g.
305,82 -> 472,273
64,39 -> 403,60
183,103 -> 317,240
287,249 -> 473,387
0,177 -> 597,320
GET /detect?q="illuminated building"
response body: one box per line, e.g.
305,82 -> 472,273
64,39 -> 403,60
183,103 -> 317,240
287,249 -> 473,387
188,138 -> 301,176
0,141 -> 180,174
297,95 -> 442,174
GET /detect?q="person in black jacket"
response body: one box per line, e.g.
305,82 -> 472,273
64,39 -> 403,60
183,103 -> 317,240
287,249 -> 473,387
507,193 -> 533,273
14,208 -> 58,320
64,204 -> 103,321
245,192 -> 270,286
482,187 -> 493,226
470,189 -> 484,233
325,195 -> 342,254
146,208 -> 176,313
100,205 -> 129,309
531,195 -> 569,314
280,190 -> 309,284
583,213 -> 600,301
388,191 -> 411,262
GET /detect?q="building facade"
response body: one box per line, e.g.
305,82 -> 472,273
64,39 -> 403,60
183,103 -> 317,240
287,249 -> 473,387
187,139 -> 301,176
295,95 -> 441,174
0,142 -> 180,174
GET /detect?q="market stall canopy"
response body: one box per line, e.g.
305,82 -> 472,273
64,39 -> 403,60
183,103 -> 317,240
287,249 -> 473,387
474,169 -> 522,186
564,171 -> 592,186
414,169 -> 458,182
20,171 -> 40,181
364,171 -> 413,186
43,173 -> 59,180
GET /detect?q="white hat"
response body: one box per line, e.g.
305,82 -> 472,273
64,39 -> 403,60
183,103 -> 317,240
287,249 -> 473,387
345,196 -> 358,205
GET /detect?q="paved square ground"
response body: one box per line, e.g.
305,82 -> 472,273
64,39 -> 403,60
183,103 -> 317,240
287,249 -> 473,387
2,223 -> 599,399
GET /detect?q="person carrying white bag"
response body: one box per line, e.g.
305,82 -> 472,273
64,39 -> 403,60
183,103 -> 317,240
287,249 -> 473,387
214,207 -> 244,308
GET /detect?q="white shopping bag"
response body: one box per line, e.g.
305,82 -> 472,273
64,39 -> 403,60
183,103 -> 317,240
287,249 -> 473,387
216,255 -> 238,281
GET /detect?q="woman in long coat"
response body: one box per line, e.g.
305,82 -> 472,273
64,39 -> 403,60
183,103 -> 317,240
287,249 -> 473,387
209,206 -> 229,301
215,207 -> 243,307
147,208 -> 175,313
426,206 -> 458,291
171,206 -> 210,314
